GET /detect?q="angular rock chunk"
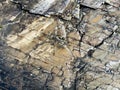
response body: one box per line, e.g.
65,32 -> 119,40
81,0 -> 120,8
106,0 -> 120,7
12,0 -> 76,18
80,0 -> 105,9
6,17 -> 56,52
82,10 -> 113,46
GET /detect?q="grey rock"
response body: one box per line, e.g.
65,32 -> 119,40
81,0 -> 105,9
107,86 -> 119,90
105,0 -> 120,7
105,60 -> 120,70
12,0 -> 77,19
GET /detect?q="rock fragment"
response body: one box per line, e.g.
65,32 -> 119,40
80,0 -> 105,9
105,0 -> 120,7
11,0 -> 78,20
82,10 -> 113,46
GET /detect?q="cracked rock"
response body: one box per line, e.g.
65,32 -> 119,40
0,0 -> 120,90
11,0 -> 79,20
81,0 -> 105,9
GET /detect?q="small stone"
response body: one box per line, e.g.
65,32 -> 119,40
72,4 -> 80,19
10,64 -> 14,67
32,69 -> 39,75
113,25 -> 118,31
59,85 -> 64,90
57,70 -> 63,77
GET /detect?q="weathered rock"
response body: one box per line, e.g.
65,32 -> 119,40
105,0 -> 120,7
3,14 -> 81,89
11,0 -> 79,20
80,0 -> 105,9
105,60 -> 120,71
82,10 -> 113,46
1,0 -> 120,90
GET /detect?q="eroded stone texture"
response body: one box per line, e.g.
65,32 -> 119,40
0,1 -> 74,89
81,0 -> 105,8
82,10 -> 113,47
0,0 -> 120,90
11,0 -> 78,20
2,10 -> 80,88
106,0 -> 120,7
80,0 -> 120,8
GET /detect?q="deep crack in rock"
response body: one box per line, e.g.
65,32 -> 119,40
0,0 -> 120,90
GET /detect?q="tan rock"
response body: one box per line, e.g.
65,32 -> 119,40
82,10 -> 112,46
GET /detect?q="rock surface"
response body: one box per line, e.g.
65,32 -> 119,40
0,0 -> 120,90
